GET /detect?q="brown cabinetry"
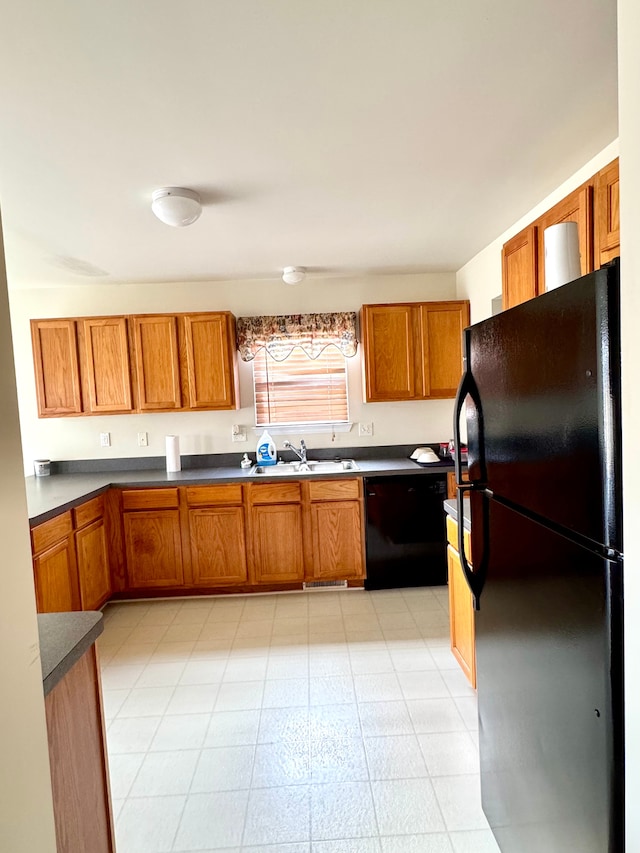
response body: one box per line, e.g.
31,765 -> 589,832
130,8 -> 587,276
536,184 -> 593,294
595,158 -> 620,267
186,483 -> 247,586
76,519 -> 111,611
78,317 -> 132,413
131,315 -> 182,410
446,514 -> 475,688
306,479 -> 363,581
182,313 -> 238,409
31,311 -> 239,417
31,319 -> 82,416
361,300 -> 470,403
31,511 -> 80,613
502,225 -> 538,310
502,159 -> 619,310
248,482 -> 305,584
45,644 -> 115,853
123,489 -> 184,588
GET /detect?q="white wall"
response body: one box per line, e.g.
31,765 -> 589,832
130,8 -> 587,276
618,0 -> 640,846
0,213 -> 57,849
456,140 -> 619,323
10,272 -> 458,471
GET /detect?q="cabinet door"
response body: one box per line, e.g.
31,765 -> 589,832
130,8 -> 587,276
536,184 -> 593,293
420,302 -> 470,398
124,510 -> 184,588
502,225 -> 538,310
76,519 -> 112,610
361,304 -> 420,402
80,317 -> 132,413
594,158 -> 620,267
310,500 -> 363,580
33,537 -> 79,613
447,544 -> 476,688
183,313 -> 238,409
31,319 -> 82,416
131,315 -> 181,410
189,507 -> 248,585
251,504 -> 304,583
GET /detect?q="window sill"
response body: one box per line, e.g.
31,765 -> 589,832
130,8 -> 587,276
252,423 -> 353,435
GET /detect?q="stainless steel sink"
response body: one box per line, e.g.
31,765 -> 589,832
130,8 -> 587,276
253,459 -> 359,476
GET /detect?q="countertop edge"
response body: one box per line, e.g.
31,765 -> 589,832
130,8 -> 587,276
39,612 -> 104,696
27,459 -> 459,526
443,497 -> 472,531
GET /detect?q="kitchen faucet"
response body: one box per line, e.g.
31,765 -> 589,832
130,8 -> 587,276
283,439 -> 309,468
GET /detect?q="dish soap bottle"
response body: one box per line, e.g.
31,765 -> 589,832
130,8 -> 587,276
256,430 -> 277,466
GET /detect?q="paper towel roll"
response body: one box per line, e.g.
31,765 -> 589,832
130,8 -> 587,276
544,222 -> 581,291
166,435 -> 181,473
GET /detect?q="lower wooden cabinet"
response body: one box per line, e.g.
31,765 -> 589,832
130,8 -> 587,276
189,506 -> 248,585
45,644 -> 115,853
124,510 -> 184,588
33,537 -> 79,613
446,515 -> 476,688
251,503 -> 305,583
309,500 -> 363,580
76,519 -> 111,611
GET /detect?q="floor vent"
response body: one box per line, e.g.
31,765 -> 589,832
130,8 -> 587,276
303,580 -> 348,590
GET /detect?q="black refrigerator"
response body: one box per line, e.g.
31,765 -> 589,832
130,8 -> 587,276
452,260 -> 624,852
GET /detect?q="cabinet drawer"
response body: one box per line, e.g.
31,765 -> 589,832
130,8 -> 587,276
31,511 -> 73,555
446,514 -> 472,563
308,479 -> 360,502
121,488 -> 179,510
186,484 -> 243,506
249,482 -> 301,504
73,494 -> 105,529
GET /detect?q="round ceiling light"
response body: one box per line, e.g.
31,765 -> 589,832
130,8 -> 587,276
282,266 -> 306,285
151,187 -> 202,227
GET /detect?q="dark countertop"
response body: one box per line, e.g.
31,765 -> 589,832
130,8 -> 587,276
444,497 -> 472,531
26,457 -> 457,525
38,611 -> 104,696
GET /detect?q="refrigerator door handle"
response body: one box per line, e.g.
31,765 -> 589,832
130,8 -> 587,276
455,484 -> 488,609
453,330 -> 486,488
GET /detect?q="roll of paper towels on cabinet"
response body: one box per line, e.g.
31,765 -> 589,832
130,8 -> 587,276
544,221 -> 581,290
166,435 -> 181,472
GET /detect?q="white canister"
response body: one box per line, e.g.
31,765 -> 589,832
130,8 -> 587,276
165,435 -> 181,473
544,221 -> 581,290
34,459 -> 51,477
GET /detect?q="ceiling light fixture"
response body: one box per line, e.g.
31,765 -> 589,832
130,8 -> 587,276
151,187 -> 202,227
282,266 -> 306,285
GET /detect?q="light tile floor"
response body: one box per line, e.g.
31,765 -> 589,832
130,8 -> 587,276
99,587 -> 500,853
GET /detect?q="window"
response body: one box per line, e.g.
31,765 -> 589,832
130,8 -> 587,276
253,345 -> 349,427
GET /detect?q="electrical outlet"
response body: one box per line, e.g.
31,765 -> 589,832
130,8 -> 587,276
232,425 -> 247,442
137,432 -> 148,447
99,432 -> 111,447
358,422 -> 373,437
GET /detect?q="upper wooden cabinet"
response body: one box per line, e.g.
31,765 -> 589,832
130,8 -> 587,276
536,184 -> 593,294
361,301 -> 470,403
182,312 -> 239,410
31,310 -> 239,417
595,159 -> 620,267
502,225 -> 538,310
31,319 -> 82,416
131,315 -> 182,410
78,317 -> 133,413
502,159 -> 619,310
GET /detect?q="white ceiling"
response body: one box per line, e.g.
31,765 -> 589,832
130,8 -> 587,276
0,1 -> 618,289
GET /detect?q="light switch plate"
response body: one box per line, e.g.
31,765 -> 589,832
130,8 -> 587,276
99,432 -> 111,447
358,422 -> 373,437
137,432 -> 148,447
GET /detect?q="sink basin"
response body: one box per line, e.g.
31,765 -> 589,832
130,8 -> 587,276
254,459 -> 359,476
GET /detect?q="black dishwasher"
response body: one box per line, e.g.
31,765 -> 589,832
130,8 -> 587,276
364,474 -> 448,590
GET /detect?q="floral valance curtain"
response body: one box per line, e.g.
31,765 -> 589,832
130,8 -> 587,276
236,312 -> 358,362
